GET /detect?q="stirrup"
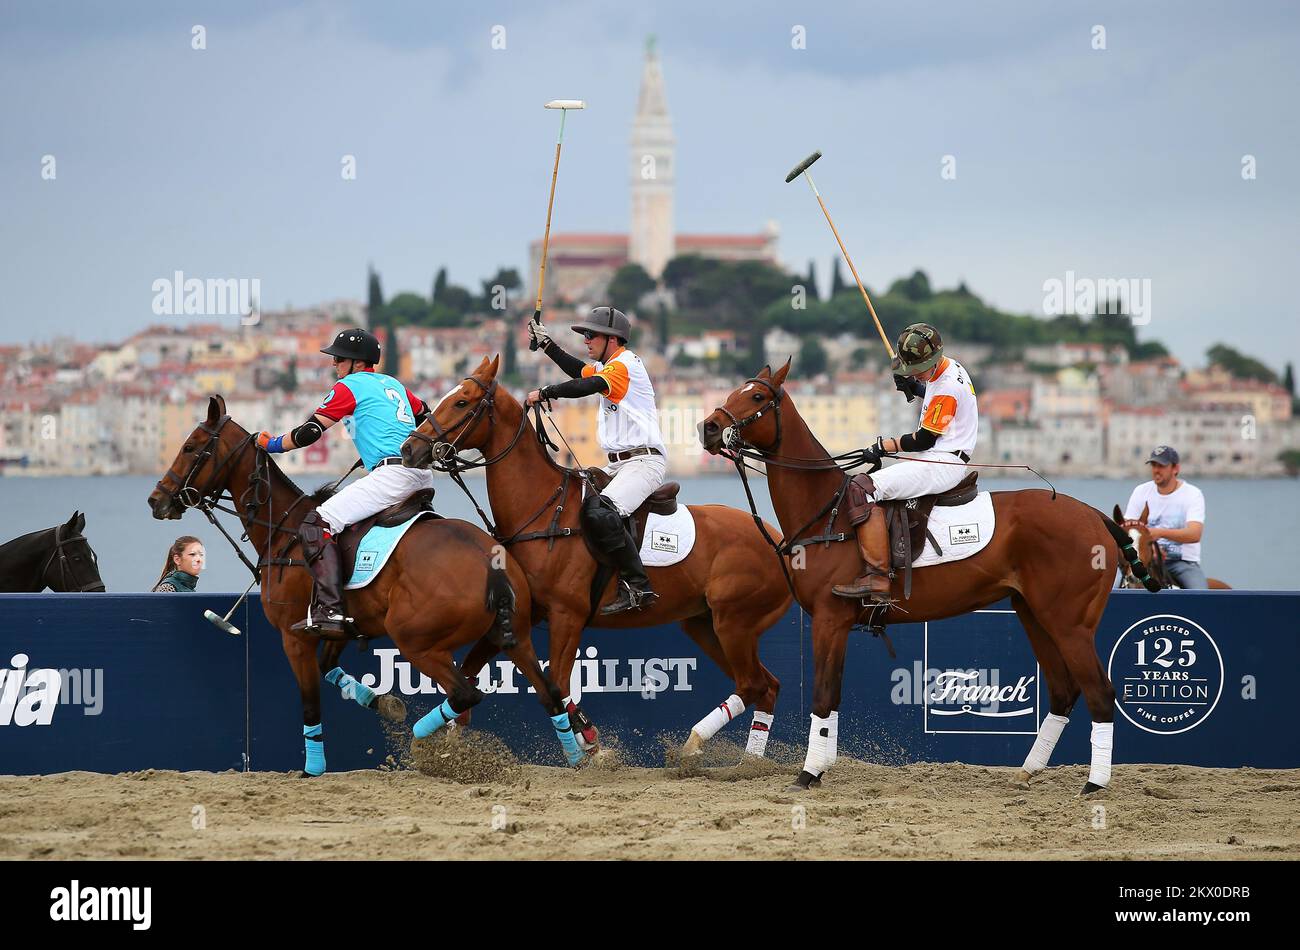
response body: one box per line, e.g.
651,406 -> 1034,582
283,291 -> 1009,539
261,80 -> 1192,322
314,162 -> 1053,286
290,606 -> 352,639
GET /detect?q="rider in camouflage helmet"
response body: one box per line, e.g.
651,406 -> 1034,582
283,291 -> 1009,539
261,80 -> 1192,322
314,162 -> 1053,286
892,323 -> 944,376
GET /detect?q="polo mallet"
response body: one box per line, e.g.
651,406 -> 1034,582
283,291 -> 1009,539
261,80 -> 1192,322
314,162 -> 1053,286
785,150 -> 895,360
203,576 -> 258,636
530,99 -> 586,350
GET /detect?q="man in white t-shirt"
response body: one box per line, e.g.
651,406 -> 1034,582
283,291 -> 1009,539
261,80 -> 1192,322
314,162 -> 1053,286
834,323 -> 977,603
1124,445 -> 1208,589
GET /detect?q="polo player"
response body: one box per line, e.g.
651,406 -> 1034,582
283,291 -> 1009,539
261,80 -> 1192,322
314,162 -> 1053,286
833,322 -> 979,603
527,307 -> 667,614
256,328 -> 434,637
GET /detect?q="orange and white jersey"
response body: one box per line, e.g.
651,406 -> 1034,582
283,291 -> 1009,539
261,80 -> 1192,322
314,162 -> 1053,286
581,347 -> 667,456
918,357 -> 978,453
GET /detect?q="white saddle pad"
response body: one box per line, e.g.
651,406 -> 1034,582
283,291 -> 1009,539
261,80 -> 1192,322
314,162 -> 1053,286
641,505 -> 696,568
911,491 -> 996,568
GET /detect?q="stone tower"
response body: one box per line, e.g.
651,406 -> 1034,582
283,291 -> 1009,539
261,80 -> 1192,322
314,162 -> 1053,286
629,36 -> 675,279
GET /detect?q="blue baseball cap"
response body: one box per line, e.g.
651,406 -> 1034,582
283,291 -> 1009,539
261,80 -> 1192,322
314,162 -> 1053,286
1146,445 -> 1179,465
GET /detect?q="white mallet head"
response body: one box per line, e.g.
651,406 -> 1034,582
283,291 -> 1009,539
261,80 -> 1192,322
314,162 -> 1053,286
545,99 -> 586,110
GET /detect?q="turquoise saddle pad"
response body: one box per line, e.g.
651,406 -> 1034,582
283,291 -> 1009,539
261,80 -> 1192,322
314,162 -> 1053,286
345,512 -> 435,590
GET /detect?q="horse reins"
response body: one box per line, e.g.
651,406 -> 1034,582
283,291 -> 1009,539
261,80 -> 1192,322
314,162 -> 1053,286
39,523 -> 105,592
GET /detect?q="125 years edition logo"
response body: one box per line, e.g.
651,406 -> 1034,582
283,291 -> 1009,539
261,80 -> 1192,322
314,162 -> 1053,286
1107,614 -> 1224,735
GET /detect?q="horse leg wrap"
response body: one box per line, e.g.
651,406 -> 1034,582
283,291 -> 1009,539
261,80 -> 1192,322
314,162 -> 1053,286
746,710 -> 774,757
564,697 -> 598,750
303,723 -> 325,776
1021,712 -> 1069,775
801,714 -> 833,779
413,699 -> 460,740
692,694 -> 745,743
1088,721 -> 1114,788
826,711 -> 839,768
550,712 -> 585,767
325,667 -> 375,708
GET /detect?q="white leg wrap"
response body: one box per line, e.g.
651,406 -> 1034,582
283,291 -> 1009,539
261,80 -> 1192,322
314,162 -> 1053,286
826,711 -> 839,768
1088,721 -> 1114,788
745,710 -> 774,757
802,714 -> 833,778
692,694 -> 745,742
1020,712 -> 1069,774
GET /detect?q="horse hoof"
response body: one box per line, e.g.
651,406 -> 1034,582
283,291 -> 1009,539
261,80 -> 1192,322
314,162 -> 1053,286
1080,781 -> 1107,796
681,730 -> 705,758
374,694 -> 407,723
785,769 -> 821,792
1014,769 -> 1034,787
299,770 -> 322,779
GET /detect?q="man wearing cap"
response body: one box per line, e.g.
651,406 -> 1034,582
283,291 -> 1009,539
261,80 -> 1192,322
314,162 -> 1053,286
255,327 -> 435,636
834,323 -> 979,603
1124,446 -> 1208,589
526,308 -> 665,615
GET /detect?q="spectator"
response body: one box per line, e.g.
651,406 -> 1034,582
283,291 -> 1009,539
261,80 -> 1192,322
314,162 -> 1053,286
1124,445 -> 1208,589
151,536 -> 205,592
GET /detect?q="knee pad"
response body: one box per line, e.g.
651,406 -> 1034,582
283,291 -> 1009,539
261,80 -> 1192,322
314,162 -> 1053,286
580,492 -> 623,537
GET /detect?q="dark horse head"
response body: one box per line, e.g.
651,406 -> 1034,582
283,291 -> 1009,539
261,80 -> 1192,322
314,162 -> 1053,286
0,510 -> 106,592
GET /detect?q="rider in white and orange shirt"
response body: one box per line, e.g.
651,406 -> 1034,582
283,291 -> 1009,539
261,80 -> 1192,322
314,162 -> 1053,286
834,322 -> 978,602
526,307 -> 666,615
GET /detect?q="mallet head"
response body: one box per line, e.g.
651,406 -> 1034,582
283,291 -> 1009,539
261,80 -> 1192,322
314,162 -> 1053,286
545,99 -> 586,110
203,609 -> 241,636
785,150 -> 822,183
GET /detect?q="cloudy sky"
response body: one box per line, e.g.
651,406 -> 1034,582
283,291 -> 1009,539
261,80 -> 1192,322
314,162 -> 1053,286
2,0 -> 1297,371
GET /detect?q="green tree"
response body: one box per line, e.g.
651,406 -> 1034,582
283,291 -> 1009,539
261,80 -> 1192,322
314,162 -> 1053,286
607,263 -> 656,314
798,337 -> 829,377
481,267 -> 522,314
1278,449 -> 1300,477
278,357 -> 298,395
432,267 -> 447,304
1206,344 -> 1279,384
804,260 -> 819,302
382,325 -> 400,377
386,292 -> 430,328
830,258 -> 846,297
1283,362 -> 1295,396
366,266 -> 385,330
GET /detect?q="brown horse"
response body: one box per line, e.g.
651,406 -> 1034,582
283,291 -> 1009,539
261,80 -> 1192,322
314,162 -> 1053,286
700,361 -> 1160,794
146,394 -> 585,775
400,355 -> 793,761
1113,504 -> 1231,589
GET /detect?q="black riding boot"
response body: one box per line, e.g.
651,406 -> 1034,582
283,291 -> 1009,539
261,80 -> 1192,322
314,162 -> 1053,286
582,493 -> 657,616
600,532 -> 659,615
291,512 -> 352,639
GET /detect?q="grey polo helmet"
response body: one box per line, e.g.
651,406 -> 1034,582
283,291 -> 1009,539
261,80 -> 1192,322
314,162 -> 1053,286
570,307 -> 631,344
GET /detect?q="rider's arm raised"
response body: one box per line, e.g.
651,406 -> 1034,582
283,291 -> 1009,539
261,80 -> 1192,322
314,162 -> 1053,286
539,338 -> 588,379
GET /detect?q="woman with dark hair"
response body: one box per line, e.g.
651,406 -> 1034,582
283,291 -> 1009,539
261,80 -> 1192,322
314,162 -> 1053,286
151,536 -> 205,592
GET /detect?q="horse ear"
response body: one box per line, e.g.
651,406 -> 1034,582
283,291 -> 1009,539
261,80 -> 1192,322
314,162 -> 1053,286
207,394 -> 225,424
1113,505 -> 1124,523
488,354 -> 500,377
65,510 -> 80,527
756,364 -> 772,378
771,357 -> 793,388
1140,502 -> 1150,524
73,511 -> 86,531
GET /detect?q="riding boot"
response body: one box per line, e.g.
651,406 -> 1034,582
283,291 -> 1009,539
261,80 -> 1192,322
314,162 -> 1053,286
831,506 -> 893,603
291,512 -> 352,639
600,526 -> 659,615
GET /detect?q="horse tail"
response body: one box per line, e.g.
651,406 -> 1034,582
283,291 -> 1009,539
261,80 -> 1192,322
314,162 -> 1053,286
483,557 -> 520,649
1097,510 -> 1160,593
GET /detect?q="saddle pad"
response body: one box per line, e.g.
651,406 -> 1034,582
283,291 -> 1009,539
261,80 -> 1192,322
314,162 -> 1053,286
912,491 -> 995,568
641,505 -> 696,568
345,511 -> 439,590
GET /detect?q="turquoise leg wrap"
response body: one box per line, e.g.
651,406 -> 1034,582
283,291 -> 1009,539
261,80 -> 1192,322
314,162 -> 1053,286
413,699 -> 457,740
303,723 -> 325,776
325,666 -> 376,708
551,712 -> 585,767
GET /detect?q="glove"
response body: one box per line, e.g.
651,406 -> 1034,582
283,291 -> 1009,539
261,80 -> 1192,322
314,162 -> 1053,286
257,431 -> 285,453
528,318 -> 552,351
894,373 -> 925,402
861,443 -> 882,473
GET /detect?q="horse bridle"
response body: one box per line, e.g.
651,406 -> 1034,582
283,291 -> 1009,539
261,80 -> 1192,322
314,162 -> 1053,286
1120,521 -> 1171,589
153,415 -> 256,514
41,523 -> 105,592
406,376 -> 500,463
712,376 -> 784,454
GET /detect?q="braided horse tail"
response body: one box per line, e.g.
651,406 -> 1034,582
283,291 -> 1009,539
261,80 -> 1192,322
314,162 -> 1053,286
1097,510 -> 1161,593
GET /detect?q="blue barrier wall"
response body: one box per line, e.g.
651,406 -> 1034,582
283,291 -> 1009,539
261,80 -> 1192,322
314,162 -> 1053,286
2,591 -> 1296,774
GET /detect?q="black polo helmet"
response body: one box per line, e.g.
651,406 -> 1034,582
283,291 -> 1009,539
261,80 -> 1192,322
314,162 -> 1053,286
321,328 -> 381,365
570,306 -> 632,344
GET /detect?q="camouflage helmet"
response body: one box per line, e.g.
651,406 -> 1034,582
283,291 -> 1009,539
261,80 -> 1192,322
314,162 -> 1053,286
891,323 -> 944,376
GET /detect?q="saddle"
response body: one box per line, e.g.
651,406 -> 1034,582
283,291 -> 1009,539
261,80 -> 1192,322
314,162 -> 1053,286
336,488 -> 439,580
581,468 -> 680,554
882,471 -> 979,571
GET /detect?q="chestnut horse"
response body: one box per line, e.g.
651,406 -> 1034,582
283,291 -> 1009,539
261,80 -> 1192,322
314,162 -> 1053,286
1113,504 -> 1231,589
147,394 -> 583,775
401,355 -> 792,761
700,361 -> 1160,794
